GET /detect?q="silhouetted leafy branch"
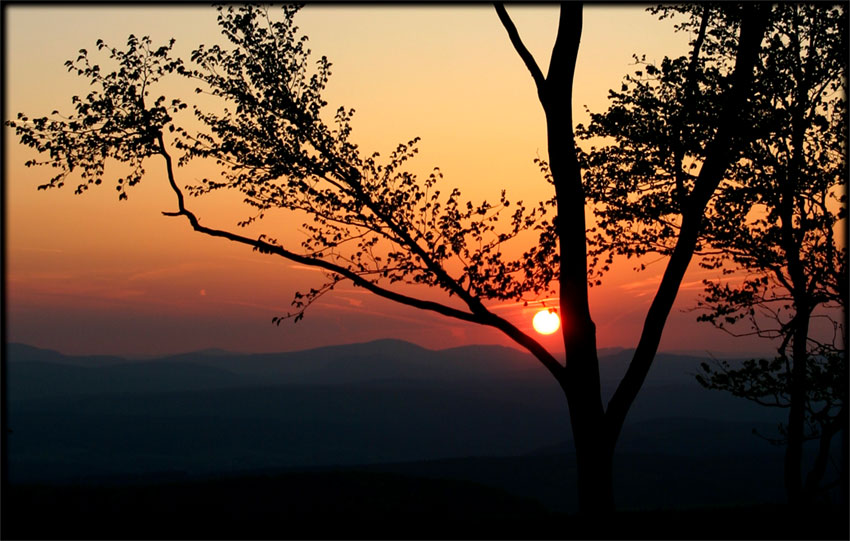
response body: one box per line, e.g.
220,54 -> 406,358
7,4 -> 565,381
8,35 -> 185,200
169,6 -> 562,307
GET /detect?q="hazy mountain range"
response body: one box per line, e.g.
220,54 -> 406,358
6,339 -> 763,397
6,339 -> 795,512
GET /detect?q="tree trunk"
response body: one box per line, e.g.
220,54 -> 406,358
784,311 -> 810,506
564,391 -> 615,514
803,406 -> 848,500
780,30 -> 813,504
541,3 -> 613,514
841,421 -> 849,506
540,4 -> 767,514
496,2 -> 612,513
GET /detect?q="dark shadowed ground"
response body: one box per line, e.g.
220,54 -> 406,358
4,472 -> 847,539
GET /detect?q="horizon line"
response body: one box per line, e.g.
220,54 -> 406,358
5,338 -> 773,362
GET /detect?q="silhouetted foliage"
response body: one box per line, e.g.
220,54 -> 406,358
578,4 -> 847,505
697,4 -> 848,505
9,36 -> 184,200
8,6 -> 559,324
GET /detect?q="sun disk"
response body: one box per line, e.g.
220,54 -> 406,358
533,309 -> 560,335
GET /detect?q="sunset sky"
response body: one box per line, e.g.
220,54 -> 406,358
4,5 -> 772,358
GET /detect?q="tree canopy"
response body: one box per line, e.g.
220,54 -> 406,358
578,3 -> 847,505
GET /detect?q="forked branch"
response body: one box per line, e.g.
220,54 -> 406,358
495,3 -> 545,99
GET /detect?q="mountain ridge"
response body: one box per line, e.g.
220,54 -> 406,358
5,339 -> 681,366
6,338 -> 752,403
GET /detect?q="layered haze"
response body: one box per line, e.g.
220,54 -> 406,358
7,338 -> 794,514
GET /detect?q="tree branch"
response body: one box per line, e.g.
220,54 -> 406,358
673,4 -> 710,206
495,3 -> 545,99
605,5 -> 770,443
156,133 -> 567,382
158,135 -> 477,324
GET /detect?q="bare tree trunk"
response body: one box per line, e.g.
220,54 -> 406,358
541,4 -> 613,514
784,312 -> 810,505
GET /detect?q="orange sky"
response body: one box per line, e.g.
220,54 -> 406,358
4,5 -> 773,358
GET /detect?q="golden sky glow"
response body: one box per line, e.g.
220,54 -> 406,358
4,5 -> 768,357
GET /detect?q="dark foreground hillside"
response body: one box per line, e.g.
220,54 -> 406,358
3,471 -> 846,540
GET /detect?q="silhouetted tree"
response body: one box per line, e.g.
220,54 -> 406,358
694,4 -> 847,507
7,4 -> 768,514
510,3 -> 767,511
577,4 -> 847,507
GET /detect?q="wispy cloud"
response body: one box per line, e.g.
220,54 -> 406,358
217,299 -> 286,312
126,262 -> 226,282
488,296 -> 560,311
337,295 -> 364,307
10,247 -> 65,254
288,265 -> 327,273
6,271 -> 76,283
618,276 -> 661,292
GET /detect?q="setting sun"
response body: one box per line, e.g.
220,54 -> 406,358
532,309 -> 560,335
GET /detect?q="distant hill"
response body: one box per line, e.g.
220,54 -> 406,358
5,360 -> 254,400
8,338 -> 722,391
7,382 -> 569,483
597,349 -> 719,386
7,339 -> 550,400
9,338 -> 534,375
6,343 -> 128,367
528,417 -> 784,458
144,338 -> 543,384
7,338 -> 781,421
6,339 -> 766,418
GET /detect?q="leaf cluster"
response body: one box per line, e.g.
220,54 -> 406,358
577,5 -> 738,279
6,35 -> 184,200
